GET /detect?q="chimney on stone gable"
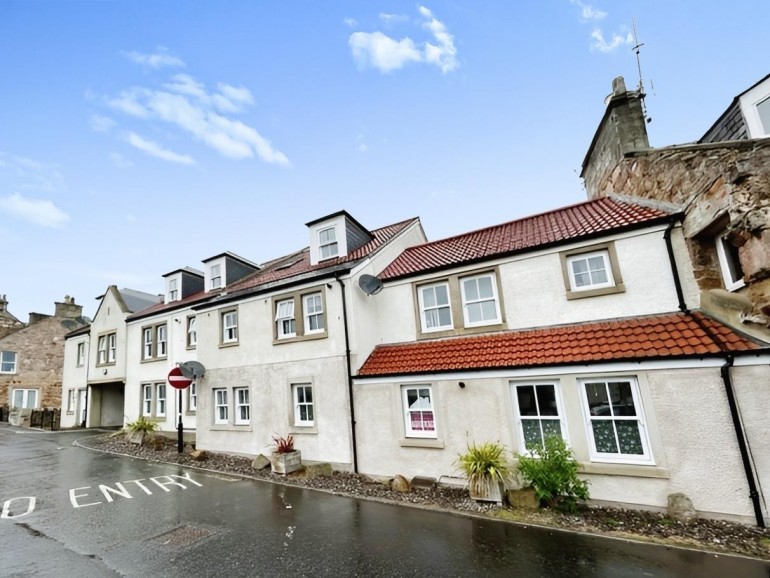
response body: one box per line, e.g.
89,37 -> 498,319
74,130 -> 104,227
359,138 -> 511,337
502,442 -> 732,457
581,76 -> 650,199
54,295 -> 83,319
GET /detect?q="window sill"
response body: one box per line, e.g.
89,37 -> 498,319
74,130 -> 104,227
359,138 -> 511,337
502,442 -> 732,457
417,323 -> 506,341
566,283 -> 625,300
273,332 -> 328,345
140,357 -> 166,364
578,462 -> 669,479
219,341 -> 239,349
399,438 -> 445,449
210,424 -> 253,432
289,426 -> 318,435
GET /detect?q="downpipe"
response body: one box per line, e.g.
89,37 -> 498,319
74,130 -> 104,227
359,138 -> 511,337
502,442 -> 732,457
663,218 -> 688,313
336,276 -> 359,473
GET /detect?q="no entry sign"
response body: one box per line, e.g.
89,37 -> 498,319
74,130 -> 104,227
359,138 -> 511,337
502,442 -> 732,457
167,367 -> 193,390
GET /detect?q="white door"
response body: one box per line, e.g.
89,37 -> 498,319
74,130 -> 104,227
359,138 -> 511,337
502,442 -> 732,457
77,390 -> 87,426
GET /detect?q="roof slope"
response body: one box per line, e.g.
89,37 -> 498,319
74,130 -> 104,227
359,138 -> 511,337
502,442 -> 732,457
379,196 -> 676,281
357,312 -> 763,377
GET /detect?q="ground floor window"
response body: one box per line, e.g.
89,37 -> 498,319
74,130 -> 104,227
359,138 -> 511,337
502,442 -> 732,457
141,382 -> 167,418
512,381 -> 565,452
11,388 -> 37,409
234,387 -> 250,425
66,389 -> 76,413
188,381 -> 197,412
214,388 -> 229,424
292,383 -> 314,427
402,385 -> 436,438
580,377 -> 651,462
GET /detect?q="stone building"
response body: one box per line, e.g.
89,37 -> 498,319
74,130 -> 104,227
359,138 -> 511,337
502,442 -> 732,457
0,295 -> 24,339
0,296 -> 89,419
581,75 -> 770,342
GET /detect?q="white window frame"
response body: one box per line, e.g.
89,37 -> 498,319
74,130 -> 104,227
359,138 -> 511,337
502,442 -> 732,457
156,324 -> 167,358
169,278 -> 179,301
76,342 -> 86,367
418,282 -> 453,332
97,335 -> 107,365
234,387 -> 250,425
460,273 -> 501,327
222,310 -> 238,343
579,376 -> 652,464
188,381 -> 197,412
715,232 -> 745,291
187,316 -> 197,348
0,351 -> 17,374
319,227 -> 339,260
156,383 -> 167,417
402,385 -> 437,439
566,250 -> 615,292
303,293 -> 324,334
210,263 -> 222,289
739,80 -> 770,138
107,333 -> 116,363
66,389 -> 76,413
142,328 -> 153,360
214,388 -> 229,424
276,299 -> 296,338
142,384 -> 153,416
511,381 -> 567,453
292,383 -> 314,427
11,388 -> 38,409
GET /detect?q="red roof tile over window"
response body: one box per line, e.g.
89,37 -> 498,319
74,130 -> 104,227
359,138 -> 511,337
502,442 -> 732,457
356,313 -> 763,377
379,196 -> 676,280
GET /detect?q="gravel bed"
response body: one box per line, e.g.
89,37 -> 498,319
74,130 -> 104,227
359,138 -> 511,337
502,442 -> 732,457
78,433 -> 770,560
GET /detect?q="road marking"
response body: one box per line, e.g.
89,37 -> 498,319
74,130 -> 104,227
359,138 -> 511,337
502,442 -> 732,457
70,474 -> 203,508
1,497 -> 36,519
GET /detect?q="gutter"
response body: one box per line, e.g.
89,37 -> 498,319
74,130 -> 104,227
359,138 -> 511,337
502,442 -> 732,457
720,355 -> 766,528
335,275 -> 359,473
663,217 -> 688,313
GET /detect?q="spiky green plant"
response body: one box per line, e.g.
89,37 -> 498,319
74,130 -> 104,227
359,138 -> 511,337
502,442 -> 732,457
126,415 -> 157,434
456,441 -> 511,495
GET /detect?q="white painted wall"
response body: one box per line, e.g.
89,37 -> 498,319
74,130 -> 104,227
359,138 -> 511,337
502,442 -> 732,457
60,334 -> 88,429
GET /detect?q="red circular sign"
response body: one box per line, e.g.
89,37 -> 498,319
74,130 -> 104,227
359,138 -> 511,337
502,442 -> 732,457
168,367 -> 193,390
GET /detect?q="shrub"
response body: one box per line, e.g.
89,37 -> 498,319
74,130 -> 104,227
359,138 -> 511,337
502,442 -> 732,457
272,434 -> 295,453
456,441 -> 511,495
126,416 -> 157,434
516,435 -> 589,511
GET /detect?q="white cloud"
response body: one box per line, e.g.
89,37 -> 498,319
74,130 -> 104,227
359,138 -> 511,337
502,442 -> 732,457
123,46 -> 185,69
349,6 -> 458,74
0,192 -> 70,228
126,132 -> 195,165
1,155 -> 64,193
590,28 -> 633,53
379,12 -> 407,25
569,0 -> 606,21
344,17 -> 358,28
89,114 -> 116,133
110,152 -> 133,168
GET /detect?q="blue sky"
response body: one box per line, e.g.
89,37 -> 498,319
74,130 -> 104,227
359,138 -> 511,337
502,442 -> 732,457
1,1 -> 768,320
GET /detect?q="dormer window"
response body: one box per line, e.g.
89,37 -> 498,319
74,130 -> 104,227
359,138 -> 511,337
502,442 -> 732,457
739,78 -> 770,138
716,231 -> 745,291
757,96 -> 770,135
168,278 -> 179,302
319,227 -> 338,260
210,264 -> 222,289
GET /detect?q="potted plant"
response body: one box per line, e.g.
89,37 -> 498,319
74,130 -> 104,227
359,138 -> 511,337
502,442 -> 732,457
456,441 -> 511,504
270,434 -> 302,475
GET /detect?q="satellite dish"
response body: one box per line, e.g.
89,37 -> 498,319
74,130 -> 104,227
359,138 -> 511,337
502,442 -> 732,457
358,274 -> 383,296
179,361 -> 206,380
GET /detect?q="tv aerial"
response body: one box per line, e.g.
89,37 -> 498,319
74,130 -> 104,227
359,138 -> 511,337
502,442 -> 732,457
631,18 -> 652,124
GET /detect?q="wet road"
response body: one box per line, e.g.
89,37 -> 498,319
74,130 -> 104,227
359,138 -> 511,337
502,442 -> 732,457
1,425 -> 768,577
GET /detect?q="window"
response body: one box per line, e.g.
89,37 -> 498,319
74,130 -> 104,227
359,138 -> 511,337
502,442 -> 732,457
402,385 -> 436,438
418,283 -> 453,332
303,293 -> 324,334
580,377 -> 651,462
156,384 -> 167,417
142,324 -> 167,360
276,299 -> 296,338
567,250 -> 614,291
460,274 -> 501,327
1,351 -> 17,374
66,390 -> 75,413
715,232 -> 745,291
758,95 -> 770,135
210,264 -> 222,289
11,389 -> 37,409
76,343 -> 86,367
292,384 -> 314,426
187,316 -> 197,348
319,227 -> 338,260
222,310 -> 238,343
234,387 -> 250,425
169,278 -> 179,301
97,333 -> 116,365
214,389 -> 228,424
142,384 -> 153,416
513,382 -> 565,452
188,381 -> 197,412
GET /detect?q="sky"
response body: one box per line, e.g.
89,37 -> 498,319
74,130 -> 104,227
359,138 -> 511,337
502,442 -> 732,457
1,1 -> 768,321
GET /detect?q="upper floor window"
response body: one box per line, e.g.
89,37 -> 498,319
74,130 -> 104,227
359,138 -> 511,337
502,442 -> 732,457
187,316 -> 197,349
97,333 -> 116,366
402,385 -> 436,439
715,232 -> 745,291
1,351 -> 17,374
757,95 -> 770,135
169,278 -> 179,301
76,342 -> 86,367
292,383 -> 314,427
567,250 -> 614,292
221,310 -> 238,344
512,382 -> 565,452
319,227 -> 338,260
460,273 -> 501,327
418,282 -> 452,332
303,293 -> 324,334
142,324 -> 168,360
210,264 -> 222,289
276,299 -> 296,338
739,79 -> 770,138
580,376 -> 651,463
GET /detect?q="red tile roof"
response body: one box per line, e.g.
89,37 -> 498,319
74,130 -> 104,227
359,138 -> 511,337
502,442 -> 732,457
379,196 -> 676,280
356,312 -> 763,377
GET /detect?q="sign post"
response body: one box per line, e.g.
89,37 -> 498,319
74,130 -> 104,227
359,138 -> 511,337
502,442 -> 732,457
168,367 -> 193,453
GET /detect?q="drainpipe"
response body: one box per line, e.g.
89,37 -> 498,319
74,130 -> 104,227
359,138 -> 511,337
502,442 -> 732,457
720,355 -> 765,527
82,334 -> 91,428
663,218 -> 688,313
335,276 -> 359,473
